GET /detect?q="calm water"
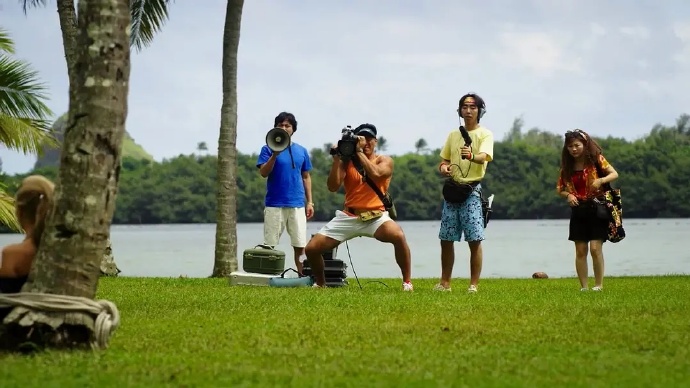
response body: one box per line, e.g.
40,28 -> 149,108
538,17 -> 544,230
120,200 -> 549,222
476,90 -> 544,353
1,219 -> 688,280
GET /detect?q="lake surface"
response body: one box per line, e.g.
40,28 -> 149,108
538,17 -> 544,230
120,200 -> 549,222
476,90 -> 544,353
1,219 -> 688,280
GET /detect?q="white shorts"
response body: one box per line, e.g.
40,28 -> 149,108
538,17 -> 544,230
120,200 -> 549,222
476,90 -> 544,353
263,207 -> 307,248
317,210 -> 392,242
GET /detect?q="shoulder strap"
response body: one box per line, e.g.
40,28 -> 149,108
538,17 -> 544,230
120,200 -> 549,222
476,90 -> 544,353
351,157 -> 391,207
364,175 -> 387,203
592,155 -> 613,191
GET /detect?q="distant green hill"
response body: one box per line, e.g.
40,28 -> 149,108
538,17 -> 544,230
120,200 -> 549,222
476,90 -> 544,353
34,113 -> 154,169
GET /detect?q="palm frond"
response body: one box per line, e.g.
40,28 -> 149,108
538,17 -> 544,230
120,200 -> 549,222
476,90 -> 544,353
0,115 -> 58,155
130,0 -> 172,52
0,184 -> 21,232
19,0 -> 49,14
0,54 -> 54,135
0,28 -> 15,54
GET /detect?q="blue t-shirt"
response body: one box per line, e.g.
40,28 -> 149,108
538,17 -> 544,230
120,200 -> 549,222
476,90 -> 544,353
256,143 -> 313,208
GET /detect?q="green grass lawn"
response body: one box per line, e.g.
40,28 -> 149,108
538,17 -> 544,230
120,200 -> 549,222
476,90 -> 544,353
1,276 -> 689,387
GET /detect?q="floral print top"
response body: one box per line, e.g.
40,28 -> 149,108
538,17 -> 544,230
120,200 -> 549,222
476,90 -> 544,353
557,154 -> 611,200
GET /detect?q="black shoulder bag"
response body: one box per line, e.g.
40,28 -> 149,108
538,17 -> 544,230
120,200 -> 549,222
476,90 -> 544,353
351,158 -> 398,220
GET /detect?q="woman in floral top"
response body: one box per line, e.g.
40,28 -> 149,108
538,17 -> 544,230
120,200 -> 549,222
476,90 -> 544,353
556,129 -> 619,291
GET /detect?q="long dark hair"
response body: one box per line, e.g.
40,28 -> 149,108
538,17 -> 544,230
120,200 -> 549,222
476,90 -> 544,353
559,129 -> 603,183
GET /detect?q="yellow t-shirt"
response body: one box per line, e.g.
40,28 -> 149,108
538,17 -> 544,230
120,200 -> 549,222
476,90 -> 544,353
440,126 -> 494,183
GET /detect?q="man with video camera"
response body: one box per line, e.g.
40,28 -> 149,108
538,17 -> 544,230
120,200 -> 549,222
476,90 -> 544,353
436,93 -> 494,293
256,112 -> 314,275
304,124 -> 414,291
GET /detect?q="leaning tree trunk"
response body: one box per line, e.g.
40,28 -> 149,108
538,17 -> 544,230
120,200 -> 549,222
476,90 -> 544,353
56,0 -> 79,101
212,0 -> 245,277
56,0 -> 121,277
1,0 -> 131,348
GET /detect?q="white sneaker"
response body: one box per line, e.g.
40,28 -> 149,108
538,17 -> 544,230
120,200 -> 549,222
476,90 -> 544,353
433,283 -> 451,292
592,286 -> 603,291
402,282 -> 414,292
467,285 -> 478,293
580,287 -> 588,291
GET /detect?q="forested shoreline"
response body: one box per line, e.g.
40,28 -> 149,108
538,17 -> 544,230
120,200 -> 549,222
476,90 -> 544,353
2,115 -> 689,228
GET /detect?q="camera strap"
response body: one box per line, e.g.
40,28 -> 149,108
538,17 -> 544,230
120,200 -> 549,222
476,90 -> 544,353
351,157 -> 392,208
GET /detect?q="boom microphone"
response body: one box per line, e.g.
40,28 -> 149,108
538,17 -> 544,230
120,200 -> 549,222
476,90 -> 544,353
459,125 -> 472,159
266,127 -> 290,152
458,111 -> 472,160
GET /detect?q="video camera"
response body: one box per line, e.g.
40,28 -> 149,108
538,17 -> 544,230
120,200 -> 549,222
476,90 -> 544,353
329,125 -> 359,162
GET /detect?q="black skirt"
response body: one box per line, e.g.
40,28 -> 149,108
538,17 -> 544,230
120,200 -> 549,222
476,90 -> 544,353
568,201 -> 609,242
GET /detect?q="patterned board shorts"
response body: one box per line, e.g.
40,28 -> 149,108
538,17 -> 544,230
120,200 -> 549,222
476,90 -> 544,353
438,184 -> 485,243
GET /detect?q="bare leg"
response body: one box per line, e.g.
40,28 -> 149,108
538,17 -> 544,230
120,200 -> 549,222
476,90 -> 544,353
468,241 -> 483,287
574,241 -> 589,288
304,234 -> 341,286
293,246 -> 305,275
589,240 -> 605,288
439,240 -> 455,288
373,221 -> 412,283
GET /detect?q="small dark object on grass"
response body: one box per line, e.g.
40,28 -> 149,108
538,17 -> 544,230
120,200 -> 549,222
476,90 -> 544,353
532,272 -> 549,279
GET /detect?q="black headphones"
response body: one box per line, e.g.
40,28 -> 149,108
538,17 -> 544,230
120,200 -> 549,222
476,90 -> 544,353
458,93 -> 487,121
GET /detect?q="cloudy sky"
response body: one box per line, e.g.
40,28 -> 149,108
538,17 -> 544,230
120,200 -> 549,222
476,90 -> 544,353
2,0 -> 689,174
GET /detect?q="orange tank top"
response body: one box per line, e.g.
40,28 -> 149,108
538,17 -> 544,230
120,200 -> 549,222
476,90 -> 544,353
343,157 -> 391,211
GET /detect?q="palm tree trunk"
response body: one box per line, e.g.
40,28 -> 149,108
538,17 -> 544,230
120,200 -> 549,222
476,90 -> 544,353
212,0 -> 244,277
1,0 -> 131,348
56,0 -> 121,277
56,0 -> 78,99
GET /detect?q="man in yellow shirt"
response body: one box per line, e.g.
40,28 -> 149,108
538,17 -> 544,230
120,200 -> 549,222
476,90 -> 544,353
436,93 -> 494,293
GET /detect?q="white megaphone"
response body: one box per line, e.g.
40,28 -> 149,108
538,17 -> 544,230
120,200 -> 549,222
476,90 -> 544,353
266,127 -> 291,152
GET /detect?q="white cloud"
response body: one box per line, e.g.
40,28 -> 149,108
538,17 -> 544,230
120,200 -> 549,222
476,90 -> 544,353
590,23 -> 607,37
619,26 -> 651,39
492,31 -> 582,76
377,52 -> 476,68
638,80 -> 659,96
379,19 -> 429,39
674,23 -> 690,41
672,22 -> 690,64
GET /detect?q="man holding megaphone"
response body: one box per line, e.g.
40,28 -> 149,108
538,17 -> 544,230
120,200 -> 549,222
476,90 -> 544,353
256,112 -> 315,274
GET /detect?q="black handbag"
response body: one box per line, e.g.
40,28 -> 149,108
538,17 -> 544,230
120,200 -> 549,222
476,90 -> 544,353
593,199 -> 611,220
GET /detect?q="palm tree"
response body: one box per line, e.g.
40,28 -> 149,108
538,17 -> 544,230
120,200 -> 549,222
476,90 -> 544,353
377,136 -> 389,152
2,0 -> 133,349
19,0 -> 171,275
415,138 -> 428,154
0,28 -> 57,231
212,0 -> 244,277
